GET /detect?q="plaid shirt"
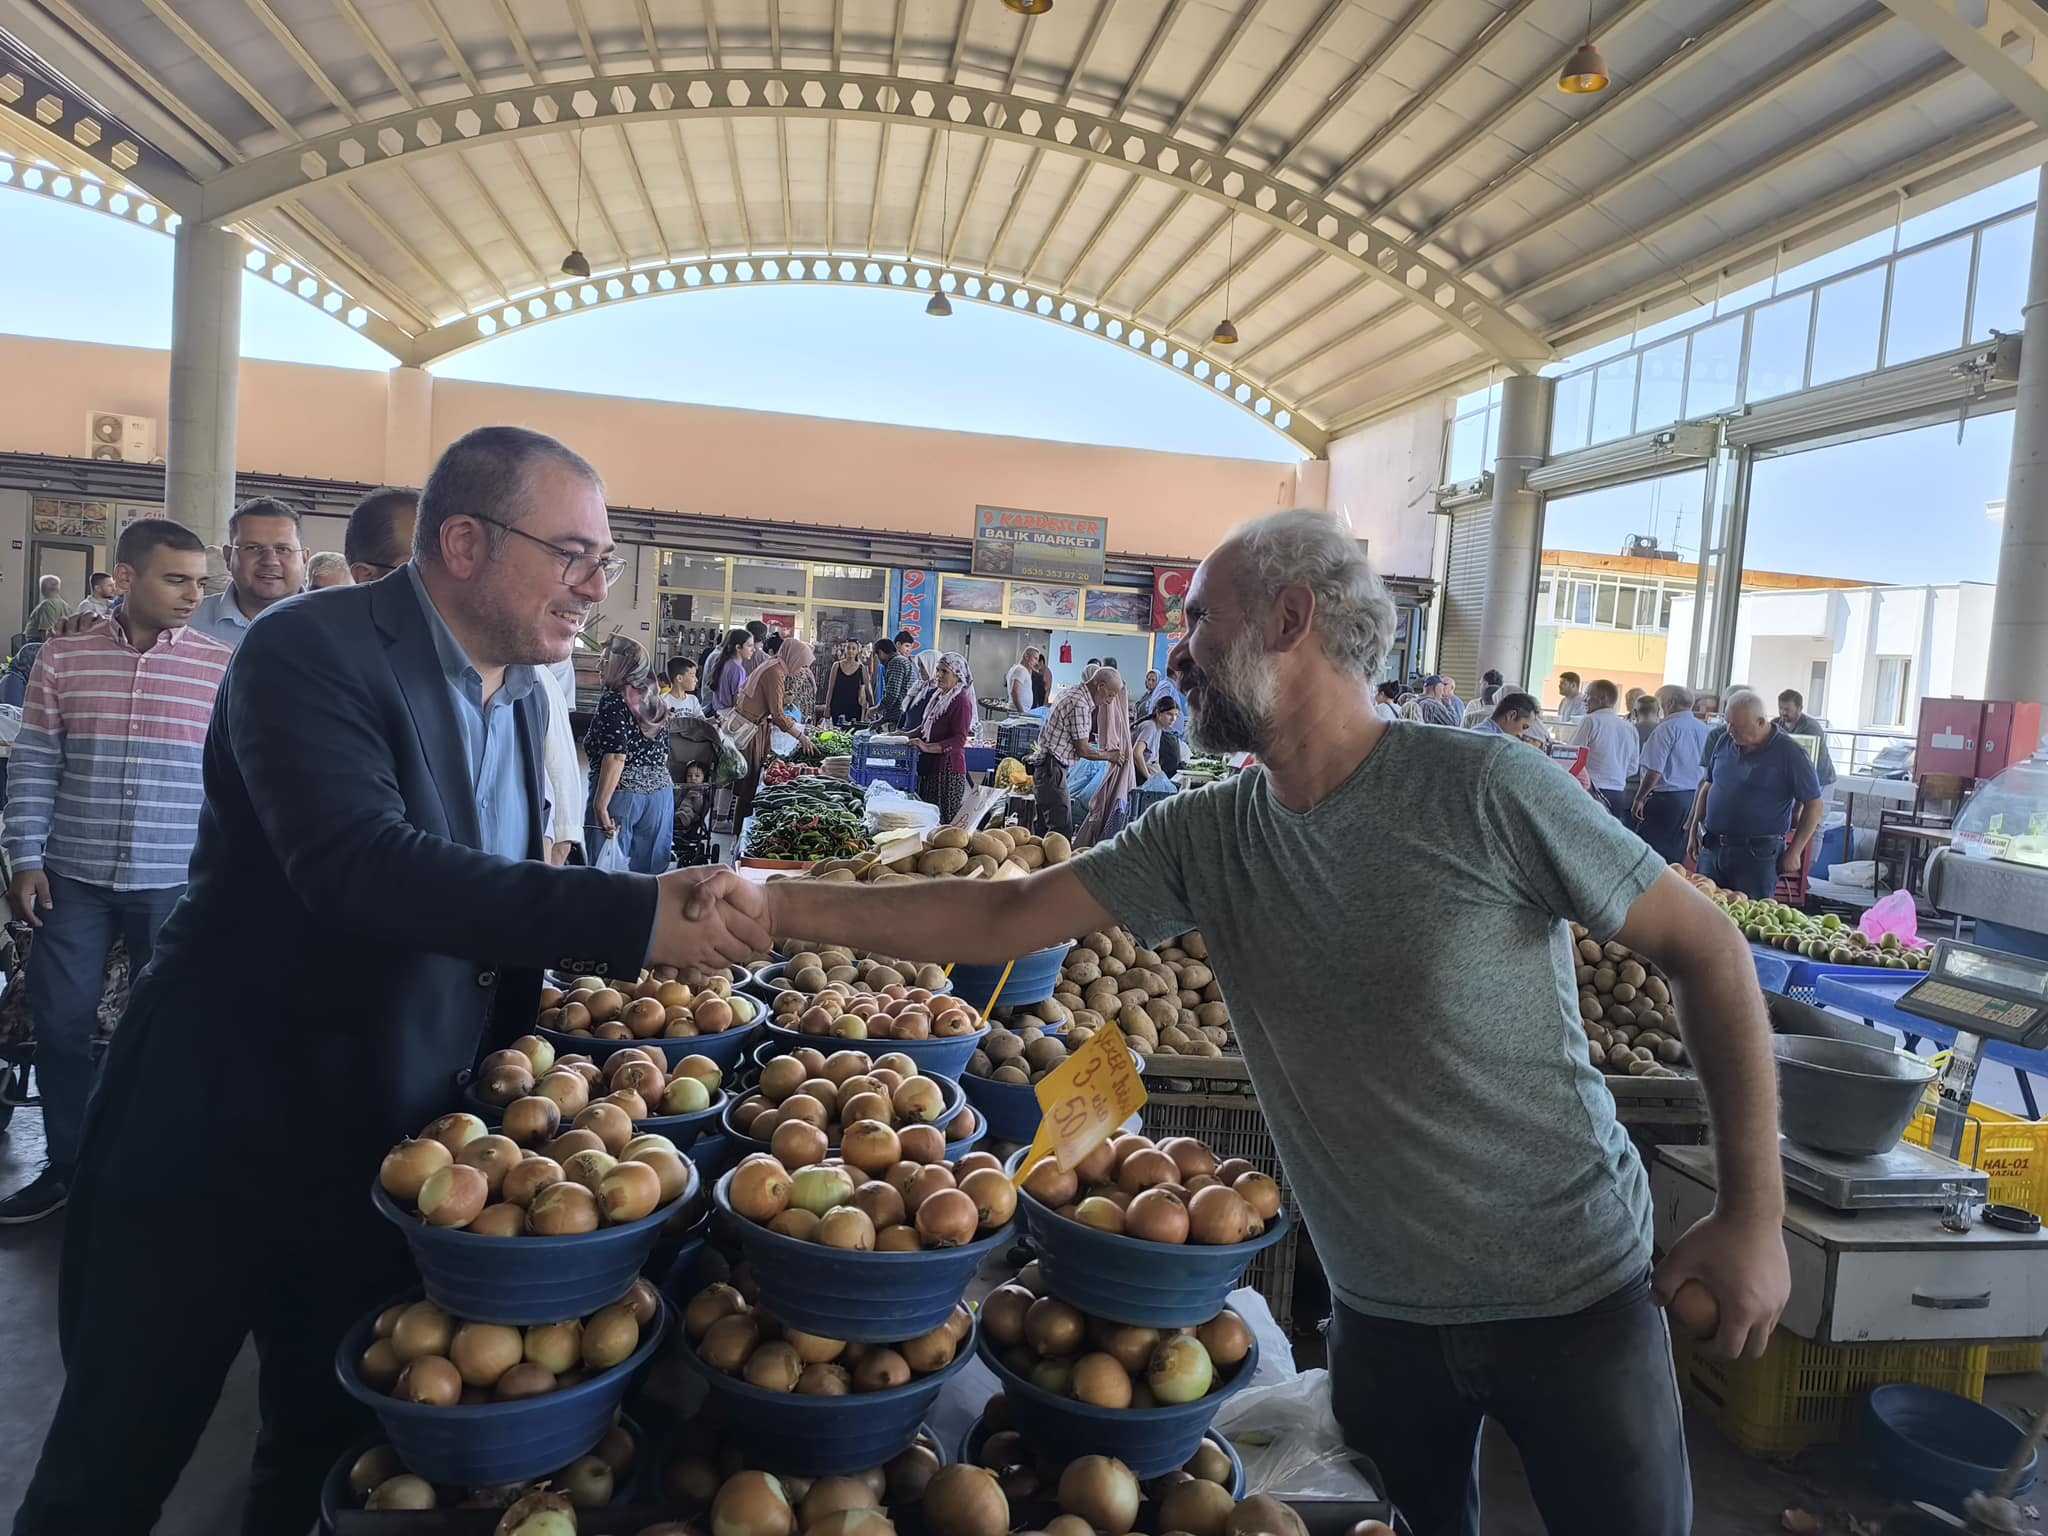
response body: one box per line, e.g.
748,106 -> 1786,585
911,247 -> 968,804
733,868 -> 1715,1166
1042,686 -> 1096,771
879,654 -> 915,721
2,617 -> 233,889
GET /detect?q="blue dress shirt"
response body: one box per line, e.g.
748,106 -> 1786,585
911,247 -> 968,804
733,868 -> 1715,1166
406,564 -> 536,862
187,585 -> 261,650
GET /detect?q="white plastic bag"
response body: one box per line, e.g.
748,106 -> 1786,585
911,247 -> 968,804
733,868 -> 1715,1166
1211,1369 -> 1384,1501
865,781 -> 939,834
594,832 -> 630,873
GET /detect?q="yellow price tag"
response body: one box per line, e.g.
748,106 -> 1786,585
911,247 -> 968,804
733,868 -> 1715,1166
1013,1018 -> 1148,1181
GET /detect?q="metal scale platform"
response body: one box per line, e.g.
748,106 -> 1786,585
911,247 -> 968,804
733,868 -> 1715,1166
1776,939 -> 2048,1210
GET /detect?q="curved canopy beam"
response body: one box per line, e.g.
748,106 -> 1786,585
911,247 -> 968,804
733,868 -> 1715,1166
196,67 -> 1552,371
423,253 -> 1321,452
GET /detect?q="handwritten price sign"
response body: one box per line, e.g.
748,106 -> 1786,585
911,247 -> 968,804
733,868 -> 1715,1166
1014,1018 -> 1148,1179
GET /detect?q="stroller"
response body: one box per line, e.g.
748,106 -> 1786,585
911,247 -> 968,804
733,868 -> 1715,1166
668,715 -> 724,868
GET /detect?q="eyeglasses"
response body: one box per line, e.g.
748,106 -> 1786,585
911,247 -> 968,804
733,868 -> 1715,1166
234,543 -> 302,562
469,514 -> 626,586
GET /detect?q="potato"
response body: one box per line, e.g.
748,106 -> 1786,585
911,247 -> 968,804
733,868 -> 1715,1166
1109,934 -> 1138,967
1145,997 -> 1179,1030
1200,982 -> 1222,1003
1200,1026 -> 1229,1046
1083,932 -> 1113,957
1611,981 -> 1637,1004
1195,1002 -> 1229,1029
1015,844 -> 1046,871
1118,1004 -> 1155,1034
918,848 -> 969,876
967,832 -> 1011,861
1042,833 -> 1072,864
929,827 -> 970,850
1101,956 -> 1128,977
1181,932 -> 1208,960
1576,938 -> 1602,964
1180,963 -> 1214,990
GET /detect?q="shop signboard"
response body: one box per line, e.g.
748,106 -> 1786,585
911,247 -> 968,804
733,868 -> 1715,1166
1083,589 -> 1151,627
889,569 -> 936,647
1007,582 -> 1080,621
972,506 -> 1108,585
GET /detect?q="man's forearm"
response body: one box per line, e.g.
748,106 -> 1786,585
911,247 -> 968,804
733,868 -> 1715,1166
1663,921 -> 1784,1221
1637,769 -> 1664,800
1790,797 -> 1823,855
766,865 -> 1110,965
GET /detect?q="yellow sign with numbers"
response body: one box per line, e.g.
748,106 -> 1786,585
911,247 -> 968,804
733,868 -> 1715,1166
1013,1018 -> 1148,1179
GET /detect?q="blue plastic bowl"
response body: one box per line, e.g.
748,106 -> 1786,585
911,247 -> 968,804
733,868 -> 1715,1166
319,1416 -> 650,1530
758,1017 -> 991,1080
960,1417 -> 1245,1498
689,1131 -> 737,1185
964,1049 -> 1146,1148
713,1168 -> 1011,1341
462,1084 -> 729,1150
975,1329 -> 1257,1477
372,1159 -> 698,1326
948,944 -> 1075,1011
1861,1383 -> 2038,1510
943,1108 -> 988,1161
537,1015 -> 764,1075
1003,1148 -> 1290,1327
749,960 -> 955,1001
335,1293 -> 668,1490
720,1072 -> 966,1161
676,1309 -> 980,1474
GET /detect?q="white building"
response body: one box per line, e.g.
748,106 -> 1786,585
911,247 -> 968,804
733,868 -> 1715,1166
1666,582 -> 1995,735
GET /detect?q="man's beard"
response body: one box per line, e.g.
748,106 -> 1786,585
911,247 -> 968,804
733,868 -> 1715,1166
1178,630 -> 1278,755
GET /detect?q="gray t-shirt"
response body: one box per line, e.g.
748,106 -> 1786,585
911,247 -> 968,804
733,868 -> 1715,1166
1071,723 -> 1666,1325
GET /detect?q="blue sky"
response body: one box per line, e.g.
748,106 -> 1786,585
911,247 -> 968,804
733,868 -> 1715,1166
0,189 -> 1298,463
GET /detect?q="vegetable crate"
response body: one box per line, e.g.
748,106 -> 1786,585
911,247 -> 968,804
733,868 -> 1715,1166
1987,1339 -> 2044,1375
1136,1061 -> 1302,1338
996,720 -> 1042,758
850,762 -> 917,792
1902,1101 -> 2048,1215
1672,1326 -> 1987,1457
853,734 -> 918,772
1129,786 -> 1176,821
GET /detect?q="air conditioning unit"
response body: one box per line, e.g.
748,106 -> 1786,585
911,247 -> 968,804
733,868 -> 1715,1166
87,412 -> 157,463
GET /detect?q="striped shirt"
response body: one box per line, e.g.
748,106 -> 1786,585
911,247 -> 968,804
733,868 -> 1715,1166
1,618 -> 233,889
1042,685 -> 1096,771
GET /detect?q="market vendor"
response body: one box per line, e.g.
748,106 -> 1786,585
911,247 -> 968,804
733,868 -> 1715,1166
1685,686 -> 1824,900
912,651 -> 975,820
731,634 -> 818,822
14,426 -> 773,1536
726,509 -> 1789,1536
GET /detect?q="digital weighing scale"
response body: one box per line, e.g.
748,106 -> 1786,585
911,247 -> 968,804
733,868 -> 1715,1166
1894,938 -> 2048,1159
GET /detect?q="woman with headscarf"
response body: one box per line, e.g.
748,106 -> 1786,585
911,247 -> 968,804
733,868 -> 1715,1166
732,635 -> 818,821
912,651 -> 974,821
899,649 -> 942,734
783,635 -> 820,726
1077,669 -> 1136,848
583,635 -> 675,873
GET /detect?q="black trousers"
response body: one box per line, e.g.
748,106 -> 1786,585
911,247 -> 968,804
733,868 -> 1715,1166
1326,1270 -> 1692,1536
1637,791 -> 1693,865
1032,763 -> 1073,839
17,1028 -> 411,1536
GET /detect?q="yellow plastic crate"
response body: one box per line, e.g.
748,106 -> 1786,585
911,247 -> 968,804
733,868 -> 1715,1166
1987,1339 -> 2045,1376
1902,1102 -> 2048,1215
1674,1327 -> 1987,1457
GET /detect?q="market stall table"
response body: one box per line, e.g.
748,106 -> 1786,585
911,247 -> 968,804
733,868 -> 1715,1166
1815,972 -> 2048,1120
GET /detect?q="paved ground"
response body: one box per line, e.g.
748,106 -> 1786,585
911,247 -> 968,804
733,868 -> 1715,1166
1,1056 -> 2040,1533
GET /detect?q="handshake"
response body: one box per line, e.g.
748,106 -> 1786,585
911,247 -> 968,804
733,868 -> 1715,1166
651,867 -> 779,972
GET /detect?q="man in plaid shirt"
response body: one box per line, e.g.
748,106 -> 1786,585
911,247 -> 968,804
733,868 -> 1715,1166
0,520 -> 230,1224
1034,669 -> 1127,838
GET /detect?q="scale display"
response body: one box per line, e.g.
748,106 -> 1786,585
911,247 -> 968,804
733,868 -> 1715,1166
1896,939 -> 2048,1048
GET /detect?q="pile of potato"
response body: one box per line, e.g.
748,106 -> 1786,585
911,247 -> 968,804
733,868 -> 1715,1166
1572,923 -> 1688,1081
965,1016 -> 1071,1087
1049,929 -> 1230,1058
796,824 -> 1071,884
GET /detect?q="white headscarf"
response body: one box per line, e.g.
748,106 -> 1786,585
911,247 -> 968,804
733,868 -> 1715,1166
925,651 -> 972,729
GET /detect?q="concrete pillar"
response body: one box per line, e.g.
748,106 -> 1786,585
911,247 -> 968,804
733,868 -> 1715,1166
1988,164 -> 2048,702
384,365 -> 435,488
1476,373 -> 1553,687
166,220 -> 241,553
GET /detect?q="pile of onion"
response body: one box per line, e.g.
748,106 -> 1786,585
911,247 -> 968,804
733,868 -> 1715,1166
728,1048 -> 980,1165
725,1144 -> 1013,1251
683,1280 -> 972,1396
358,1283 -> 657,1408
1018,1133 -> 1280,1246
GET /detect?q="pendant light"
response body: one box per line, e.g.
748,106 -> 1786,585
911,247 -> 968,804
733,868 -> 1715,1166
926,131 -> 953,317
1002,0 -> 1052,13
1211,215 -> 1239,346
1557,1 -> 1609,94
561,128 -> 592,277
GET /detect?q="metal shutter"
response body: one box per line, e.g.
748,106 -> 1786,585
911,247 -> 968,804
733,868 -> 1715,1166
1437,501 -> 1489,685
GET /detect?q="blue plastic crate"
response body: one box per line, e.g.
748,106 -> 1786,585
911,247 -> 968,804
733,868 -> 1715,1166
1130,785 -> 1177,819
996,720 -> 1042,757
854,734 -> 918,772
851,762 -> 919,792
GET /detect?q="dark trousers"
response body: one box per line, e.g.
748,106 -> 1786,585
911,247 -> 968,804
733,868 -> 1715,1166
1638,791 -> 1693,866
17,1024 -> 408,1535
1326,1271 -> 1691,1536
1594,786 -> 1632,822
1700,835 -> 1782,899
1032,761 -> 1073,839
25,873 -> 183,1174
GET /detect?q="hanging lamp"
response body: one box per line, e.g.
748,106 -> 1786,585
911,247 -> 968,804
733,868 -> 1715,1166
1002,0 -> 1052,15
1211,215 -> 1239,346
1557,2 -> 1609,93
927,130 -> 953,318
561,128 -> 591,276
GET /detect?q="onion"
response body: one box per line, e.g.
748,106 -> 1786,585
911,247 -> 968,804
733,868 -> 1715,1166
712,1471 -> 795,1536
389,1301 -> 454,1362
1056,1457 -> 1140,1535
1147,1334 -> 1215,1404
379,1138 -> 452,1202
367,1474 -> 437,1510
582,1301 -> 640,1369
923,1466 -> 1009,1536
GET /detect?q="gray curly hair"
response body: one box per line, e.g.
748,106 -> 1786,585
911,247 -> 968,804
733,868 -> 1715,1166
1229,508 -> 1397,679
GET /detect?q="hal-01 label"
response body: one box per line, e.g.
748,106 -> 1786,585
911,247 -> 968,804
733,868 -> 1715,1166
1013,1018 -> 1148,1178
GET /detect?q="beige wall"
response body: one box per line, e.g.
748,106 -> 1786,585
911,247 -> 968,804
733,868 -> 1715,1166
0,334 -> 1305,564
1324,391 -> 1455,581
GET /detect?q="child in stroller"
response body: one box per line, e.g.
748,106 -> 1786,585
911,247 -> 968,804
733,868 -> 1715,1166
669,715 -> 723,867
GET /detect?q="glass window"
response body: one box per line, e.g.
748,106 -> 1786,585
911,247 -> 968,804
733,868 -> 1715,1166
1573,583 -> 1593,625
811,564 -> 887,603
1553,580 -> 1570,620
659,551 -> 727,592
1589,354 -> 1638,444
1635,338 -> 1686,431
1745,293 -> 1813,402
1897,169 -> 2036,249
1972,213 -> 2033,340
1614,585 -> 1637,631
1809,267 -> 1885,385
1714,277 -> 1775,317
1659,590 -> 1676,632
1448,410 -> 1489,481
1884,236 -> 1971,365
1551,368 -> 1594,453
812,603 -> 885,649
1809,659 -> 1830,718
1685,317 -> 1743,416
1594,581 -> 1617,625
1874,656 -> 1911,728
1777,229 -> 1894,294
731,558 -> 807,597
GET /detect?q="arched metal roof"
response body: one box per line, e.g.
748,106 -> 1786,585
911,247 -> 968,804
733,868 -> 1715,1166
1,0 -> 2038,453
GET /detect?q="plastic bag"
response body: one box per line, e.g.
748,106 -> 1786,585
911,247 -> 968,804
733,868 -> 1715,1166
865,781 -> 939,834
594,832 -> 630,874
1210,1369 -> 1384,1501
1859,888 -> 1920,948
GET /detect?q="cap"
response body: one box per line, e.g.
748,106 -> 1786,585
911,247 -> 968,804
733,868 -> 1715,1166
1423,675 -> 1446,688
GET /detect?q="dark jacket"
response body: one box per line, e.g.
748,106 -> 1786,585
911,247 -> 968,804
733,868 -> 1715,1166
79,573 -> 660,1211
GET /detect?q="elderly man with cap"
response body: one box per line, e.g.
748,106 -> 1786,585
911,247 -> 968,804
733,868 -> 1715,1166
1416,675 -> 1462,727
